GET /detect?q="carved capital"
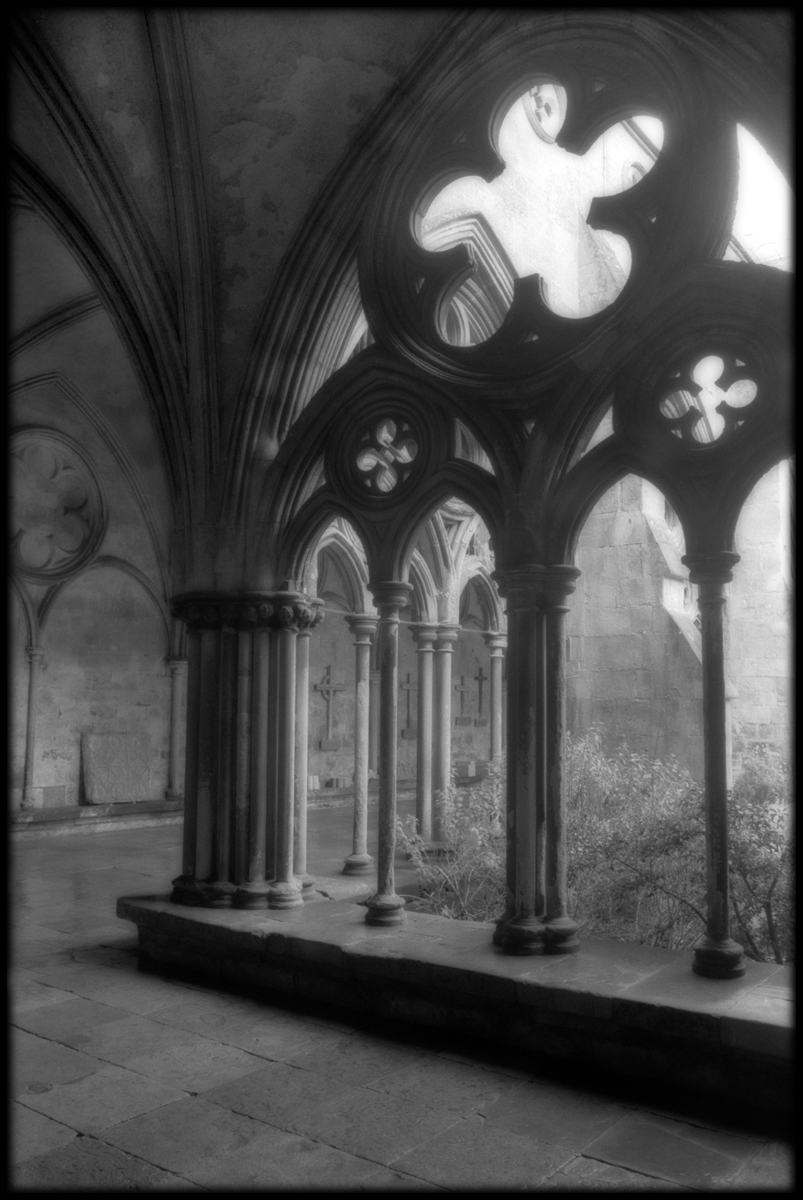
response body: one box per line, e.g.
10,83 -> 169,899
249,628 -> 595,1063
540,564 -> 582,608
682,551 -> 740,586
493,564 -> 544,610
345,613 -> 378,643
26,644 -> 44,666
370,580 -> 413,614
483,632 -> 507,655
172,591 -> 321,632
435,624 -> 460,649
167,657 -> 188,676
410,622 -> 438,649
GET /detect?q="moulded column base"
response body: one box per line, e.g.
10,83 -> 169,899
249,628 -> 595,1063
493,914 -> 547,955
268,879 -> 304,909
692,935 -> 747,978
544,916 -> 581,955
203,881 -> 237,908
170,876 -> 207,906
295,873 -> 317,894
233,882 -> 271,909
365,892 -> 406,926
342,853 -> 374,876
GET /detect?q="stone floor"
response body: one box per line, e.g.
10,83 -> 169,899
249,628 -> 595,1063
10,806 -> 794,1192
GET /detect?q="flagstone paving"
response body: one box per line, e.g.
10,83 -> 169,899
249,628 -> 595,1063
10,820 -> 794,1191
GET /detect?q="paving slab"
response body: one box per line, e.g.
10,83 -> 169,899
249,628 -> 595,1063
10,1101 -> 78,1164
150,996 -> 337,1060
12,1134 -> 200,1191
18,1063 -> 187,1134
480,1076 -> 628,1149
583,1112 -> 765,1189
367,1054 -> 529,1116
391,1113 -> 575,1189
286,1032 -> 430,1086
124,1038 -> 270,1093
203,1059 -> 360,1129
59,1011 -> 216,1066
731,1141 -> 795,1191
11,1028 -> 104,1099
12,978 -> 78,1014
101,1095 -> 273,1175
540,1154 -> 688,1190
280,1085 -> 462,1165
185,1124 -> 408,1189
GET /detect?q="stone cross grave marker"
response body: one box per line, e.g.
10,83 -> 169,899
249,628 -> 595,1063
400,671 -> 417,738
315,666 -> 346,750
454,674 -> 472,726
474,665 -> 489,726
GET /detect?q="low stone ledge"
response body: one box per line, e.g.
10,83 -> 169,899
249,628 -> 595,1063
116,894 -> 792,1123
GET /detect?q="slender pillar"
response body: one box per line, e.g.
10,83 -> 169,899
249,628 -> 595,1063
365,581 -> 413,926
432,625 -> 459,843
368,666 -> 380,775
238,626 -> 271,907
211,626 -> 237,907
542,567 -> 581,954
165,658 -> 188,798
343,614 -> 377,874
269,597 -> 314,909
293,620 -> 315,892
483,633 -> 506,763
492,568 -> 547,954
411,625 -> 437,840
233,632 -> 253,887
685,553 -> 747,978
21,644 -> 44,810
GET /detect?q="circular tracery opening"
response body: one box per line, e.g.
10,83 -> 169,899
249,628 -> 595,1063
355,418 -> 419,494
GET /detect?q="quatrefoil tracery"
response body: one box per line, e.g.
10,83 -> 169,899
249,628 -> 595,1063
659,355 -> 757,445
355,419 -> 419,494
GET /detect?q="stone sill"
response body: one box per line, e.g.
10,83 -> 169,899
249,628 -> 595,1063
10,799 -> 184,837
117,894 -> 792,1122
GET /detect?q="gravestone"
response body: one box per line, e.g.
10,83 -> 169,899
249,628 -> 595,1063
81,733 -> 153,804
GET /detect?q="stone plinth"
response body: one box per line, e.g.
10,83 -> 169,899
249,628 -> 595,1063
117,895 -> 791,1124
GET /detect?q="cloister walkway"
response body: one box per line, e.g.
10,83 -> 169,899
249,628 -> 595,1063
11,808 -> 792,1192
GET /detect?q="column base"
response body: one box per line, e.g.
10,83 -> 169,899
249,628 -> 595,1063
170,876 -> 207,906
268,879 -> 304,910
295,873 -> 317,895
692,935 -> 747,979
203,882 -> 237,908
233,882 -> 271,909
544,916 -> 581,955
365,893 -> 406,927
493,914 -> 547,955
342,853 -> 374,876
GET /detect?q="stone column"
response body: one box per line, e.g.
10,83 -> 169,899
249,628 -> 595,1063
21,644 -> 44,810
542,566 -> 582,954
411,624 -> 437,841
432,625 -> 459,843
169,594 -> 316,909
343,614 -> 377,874
293,605 -> 324,893
165,657 -> 188,799
365,581 -> 412,926
483,633 -> 506,763
492,567 -> 546,955
685,553 -> 747,979
368,666 -> 380,775
269,596 -> 317,909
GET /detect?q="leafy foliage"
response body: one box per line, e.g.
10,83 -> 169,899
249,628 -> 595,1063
399,730 -> 793,964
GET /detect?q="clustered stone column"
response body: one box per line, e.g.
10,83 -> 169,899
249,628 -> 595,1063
684,552 -> 747,979
293,619 -> 315,893
411,624 -> 437,842
365,581 -> 413,926
170,592 -> 322,910
343,614 -> 377,875
165,657 -> 188,799
492,565 -> 581,956
432,625 -> 459,843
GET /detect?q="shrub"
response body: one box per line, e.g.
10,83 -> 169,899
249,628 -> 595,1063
399,732 -> 794,964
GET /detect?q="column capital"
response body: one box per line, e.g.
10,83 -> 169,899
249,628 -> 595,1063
540,564 -> 582,607
345,613 -> 378,642
171,591 -> 323,632
483,631 -> 507,654
370,581 -> 413,612
682,551 -> 740,585
167,657 -> 188,675
492,564 -> 544,607
26,644 -> 44,665
435,624 -> 460,648
410,623 -> 438,648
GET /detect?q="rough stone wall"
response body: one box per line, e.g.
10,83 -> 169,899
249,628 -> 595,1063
729,462 -> 792,768
34,569 -> 170,808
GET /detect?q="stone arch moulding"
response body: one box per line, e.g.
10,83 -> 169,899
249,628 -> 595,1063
37,556 -> 171,650
357,11 -> 744,400
11,375 -> 172,600
10,425 -> 108,585
311,525 -> 374,616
